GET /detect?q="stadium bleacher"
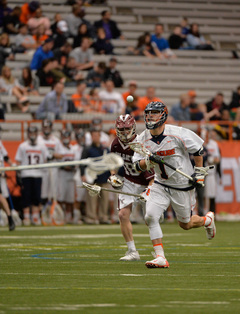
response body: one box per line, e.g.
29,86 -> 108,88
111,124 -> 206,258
1,0 -> 240,140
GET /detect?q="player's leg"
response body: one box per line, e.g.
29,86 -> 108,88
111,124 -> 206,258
173,190 -> 216,240
98,183 -> 110,224
21,177 -> 32,225
0,194 -> 15,231
31,177 -> 42,225
144,184 -> 170,268
65,177 -> 75,224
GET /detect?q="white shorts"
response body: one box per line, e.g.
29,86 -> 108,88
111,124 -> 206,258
118,178 -> 147,210
41,168 -> 58,199
57,169 -> 75,203
205,173 -> 217,198
74,169 -> 86,202
146,182 -> 196,223
0,177 -> 9,198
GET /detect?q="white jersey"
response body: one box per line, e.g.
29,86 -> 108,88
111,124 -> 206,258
71,143 -> 84,160
58,143 -> 78,162
15,141 -> 49,178
37,134 -> 61,157
206,139 -> 220,164
0,140 -> 8,167
132,124 -> 204,188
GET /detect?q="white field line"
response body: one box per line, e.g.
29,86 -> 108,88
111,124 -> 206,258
1,272 -> 240,277
0,301 -> 231,311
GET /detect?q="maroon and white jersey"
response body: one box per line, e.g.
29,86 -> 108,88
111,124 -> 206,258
111,136 -> 154,185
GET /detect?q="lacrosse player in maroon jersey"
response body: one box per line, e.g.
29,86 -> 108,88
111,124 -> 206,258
109,114 -> 154,261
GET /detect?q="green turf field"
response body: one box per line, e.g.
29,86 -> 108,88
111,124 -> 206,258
0,222 -> 240,313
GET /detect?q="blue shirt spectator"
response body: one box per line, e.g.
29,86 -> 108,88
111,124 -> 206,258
151,23 -> 169,51
36,81 -> 68,120
171,93 -> 191,121
30,38 -> 54,70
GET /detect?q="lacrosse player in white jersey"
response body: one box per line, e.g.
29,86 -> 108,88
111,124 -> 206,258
0,128 -> 15,230
37,119 -> 61,205
15,126 -> 49,225
57,130 -> 78,223
132,101 -> 216,268
72,129 -> 86,224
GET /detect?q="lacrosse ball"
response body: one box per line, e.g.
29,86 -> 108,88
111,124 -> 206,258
127,95 -> 134,102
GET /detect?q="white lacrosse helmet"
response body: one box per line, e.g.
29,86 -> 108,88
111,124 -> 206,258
115,114 -> 136,143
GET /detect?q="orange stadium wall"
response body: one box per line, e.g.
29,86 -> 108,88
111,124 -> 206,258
3,141 -> 240,216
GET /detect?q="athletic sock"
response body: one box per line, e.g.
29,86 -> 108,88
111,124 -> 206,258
127,241 -> 136,252
204,215 -> 211,227
153,243 -> 165,258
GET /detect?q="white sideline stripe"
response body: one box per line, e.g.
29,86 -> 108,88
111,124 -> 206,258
1,302 -> 230,310
1,287 -> 240,292
0,233 -> 184,239
1,272 -> 240,277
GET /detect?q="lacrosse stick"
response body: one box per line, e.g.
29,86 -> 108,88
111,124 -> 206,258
79,182 -> 145,201
129,142 -> 214,182
0,153 -> 124,174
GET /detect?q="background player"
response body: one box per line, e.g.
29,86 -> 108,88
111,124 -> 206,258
15,126 -> 49,225
109,114 -> 154,261
132,101 -> 216,268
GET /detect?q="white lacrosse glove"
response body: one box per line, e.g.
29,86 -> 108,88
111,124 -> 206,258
107,175 -> 123,190
190,166 -> 209,187
145,155 -> 157,171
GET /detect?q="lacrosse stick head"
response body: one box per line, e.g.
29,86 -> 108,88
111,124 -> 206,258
88,153 -> 124,174
82,182 -> 101,197
129,142 -> 151,157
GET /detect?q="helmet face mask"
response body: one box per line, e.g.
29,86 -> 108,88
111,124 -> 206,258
42,119 -> 52,137
75,129 -> 85,145
115,114 -> 136,143
28,126 -> 38,145
61,130 -> 71,146
144,101 -> 168,129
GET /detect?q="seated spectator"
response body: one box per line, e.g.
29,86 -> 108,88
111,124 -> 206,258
187,23 -> 214,50
94,10 -> 124,40
229,85 -> 240,120
32,24 -> 49,46
168,26 -> 185,50
36,81 -> 68,120
20,1 -> 40,24
86,61 -> 106,87
3,6 -> 21,34
188,90 -> 204,121
78,7 -> 95,39
0,65 -> 30,112
88,88 -> 103,113
14,23 -> 38,53
27,7 -> 51,35
137,86 -> 162,114
99,79 -> 125,114
122,81 -> 140,119
93,27 -> 114,55
71,81 -> 90,112
0,32 -> 14,72
104,57 -> 123,88
73,22 -> 91,48
48,58 -> 70,84
36,58 -> 56,86
122,80 -> 138,105
205,92 -> 228,121
63,57 -> 84,84
30,37 -> 54,70
0,0 -> 12,27
170,93 -> 191,121
19,67 -> 39,95
53,20 -> 69,49
53,41 -> 72,68
151,23 -> 176,59
65,4 -> 84,37
128,32 -> 162,59
69,37 -> 94,71
180,17 -> 190,38
51,13 -> 62,34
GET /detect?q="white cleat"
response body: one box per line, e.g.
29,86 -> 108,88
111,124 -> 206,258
145,255 -> 169,268
205,211 -> 216,240
119,250 -> 140,261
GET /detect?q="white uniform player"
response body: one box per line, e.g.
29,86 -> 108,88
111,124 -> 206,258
15,126 -> 49,225
85,118 -> 110,148
57,130 -> 78,223
37,120 -> 61,203
205,134 -> 221,213
132,101 -> 216,268
109,115 -> 154,261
